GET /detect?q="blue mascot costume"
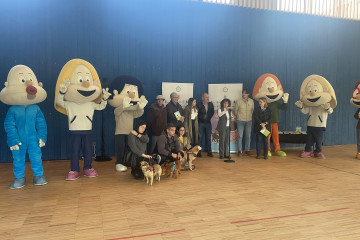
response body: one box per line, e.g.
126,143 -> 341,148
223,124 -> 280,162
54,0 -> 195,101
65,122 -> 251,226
0,65 -> 48,189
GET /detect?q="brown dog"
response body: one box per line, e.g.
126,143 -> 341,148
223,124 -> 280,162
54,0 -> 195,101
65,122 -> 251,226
163,159 -> 181,179
140,161 -> 154,186
153,164 -> 162,182
183,145 -> 202,171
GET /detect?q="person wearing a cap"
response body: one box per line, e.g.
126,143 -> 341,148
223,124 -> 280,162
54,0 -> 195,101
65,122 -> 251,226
146,95 -> 167,153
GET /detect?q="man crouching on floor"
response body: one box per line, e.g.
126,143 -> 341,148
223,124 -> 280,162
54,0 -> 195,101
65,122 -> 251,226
157,123 -> 184,178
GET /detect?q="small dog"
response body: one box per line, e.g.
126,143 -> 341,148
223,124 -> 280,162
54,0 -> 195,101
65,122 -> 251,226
183,145 -> 202,171
163,159 -> 181,178
140,161 -> 154,186
153,164 -> 162,182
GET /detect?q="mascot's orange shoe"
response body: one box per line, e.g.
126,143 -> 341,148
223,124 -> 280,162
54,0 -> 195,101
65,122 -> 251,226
356,153 -> 360,159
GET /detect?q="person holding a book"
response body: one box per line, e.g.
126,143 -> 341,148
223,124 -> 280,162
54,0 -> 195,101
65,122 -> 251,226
166,92 -> 184,127
254,97 -> 272,159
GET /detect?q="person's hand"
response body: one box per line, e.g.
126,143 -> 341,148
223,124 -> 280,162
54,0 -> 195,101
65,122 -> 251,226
123,96 -> 132,108
102,88 -> 111,100
179,116 -> 185,122
282,93 -> 289,103
171,153 -> 177,159
260,123 -> 266,128
358,111 -> 360,118
39,139 -> 45,148
295,100 -> 303,109
59,79 -> 70,93
177,152 -> 182,160
138,96 -> 148,109
131,130 -> 137,135
142,154 -> 152,159
10,142 -> 22,151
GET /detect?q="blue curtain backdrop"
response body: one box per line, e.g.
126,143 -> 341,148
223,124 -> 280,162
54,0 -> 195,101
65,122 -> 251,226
0,0 -> 359,162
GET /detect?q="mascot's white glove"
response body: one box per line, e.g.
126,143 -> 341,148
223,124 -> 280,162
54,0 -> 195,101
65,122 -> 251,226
10,142 -> 22,151
282,93 -> 289,103
59,79 -> 71,93
321,102 -> 333,114
321,102 -> 330,110
138,96 -> 148,109
39,139 -> 45,148
295,100 -> 303,109
123,96 -> 132,108
102,88 -> 111,100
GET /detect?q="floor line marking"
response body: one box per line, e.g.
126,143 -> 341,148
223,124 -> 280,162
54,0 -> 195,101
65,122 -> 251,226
231,207 -> 349,224
293,157 -> 360,176
106,229 -> 185,240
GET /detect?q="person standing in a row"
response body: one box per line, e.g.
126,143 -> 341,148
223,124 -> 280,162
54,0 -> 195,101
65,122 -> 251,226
235,89 -> 254,156
216,98 -> 232,159
254,97 -> 271,159
197,93 -> 214,157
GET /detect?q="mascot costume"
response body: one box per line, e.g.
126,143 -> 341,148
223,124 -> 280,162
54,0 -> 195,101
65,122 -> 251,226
253,73 -> 289,157
350,80 -> 360,159
0,65 -> 47,189
54,59 -> 111,180
295,74 -> 336,159
108,76 -> 148,172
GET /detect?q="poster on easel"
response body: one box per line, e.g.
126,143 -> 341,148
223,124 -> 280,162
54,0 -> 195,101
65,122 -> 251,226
162,82 -> 194,107
209,83 -> 243,153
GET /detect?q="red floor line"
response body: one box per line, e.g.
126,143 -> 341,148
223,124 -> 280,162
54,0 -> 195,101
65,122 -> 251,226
106,229 -> 186,240
231,207 -> 349,224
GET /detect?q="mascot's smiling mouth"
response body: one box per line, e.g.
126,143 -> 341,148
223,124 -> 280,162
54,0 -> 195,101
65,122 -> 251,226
130,101 -> 138,105
307,96 -> 320,102
77,90 -> 96,97
353,100 -> 360,105
266,94 -> 279,100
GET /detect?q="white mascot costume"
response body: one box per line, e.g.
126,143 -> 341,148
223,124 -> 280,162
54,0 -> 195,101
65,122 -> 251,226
295,74 -> 336,159
54,59 -> 111,180
0,65 -> 47,189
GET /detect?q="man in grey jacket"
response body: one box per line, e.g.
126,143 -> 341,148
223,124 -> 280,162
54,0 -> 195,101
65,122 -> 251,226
157,123 -> 184,164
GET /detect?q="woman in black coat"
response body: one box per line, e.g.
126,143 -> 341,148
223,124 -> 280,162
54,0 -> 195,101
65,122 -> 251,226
254,97 -> 272,159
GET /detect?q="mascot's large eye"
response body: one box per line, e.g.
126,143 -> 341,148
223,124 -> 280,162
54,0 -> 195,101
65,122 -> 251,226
85,76 -> 90,82
127,90 -> 130,94
353,89 -> 359,98
18,76 -> 26,84
77,76 -> 83,83
29,77 -> 34,82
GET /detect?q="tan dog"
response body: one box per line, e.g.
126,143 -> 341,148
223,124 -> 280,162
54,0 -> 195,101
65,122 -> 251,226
140,161 -> 154,186
183,145 -> 202,171
153,164 -> 162,182
163,159 -> 181,179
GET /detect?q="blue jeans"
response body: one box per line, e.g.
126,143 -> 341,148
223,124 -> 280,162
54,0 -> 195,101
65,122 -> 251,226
199,122 -> 212,153
237,120 -> 252,152
256,134 -> 268,157
70,132 -> 93,172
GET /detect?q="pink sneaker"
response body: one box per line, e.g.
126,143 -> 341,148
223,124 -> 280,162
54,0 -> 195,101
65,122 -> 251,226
314,152 -> 326,159
83,168 -> 98,178
300,151 -> 311,158
65,171 -> 80,181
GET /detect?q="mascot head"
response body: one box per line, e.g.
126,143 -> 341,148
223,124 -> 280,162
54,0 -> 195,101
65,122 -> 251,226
0,65 -> 47,106
300,74 -> 337,108
252,73 -> 283,102
108,75 -> 144,109
54,59 -> 102,115
350,80 -> 360,108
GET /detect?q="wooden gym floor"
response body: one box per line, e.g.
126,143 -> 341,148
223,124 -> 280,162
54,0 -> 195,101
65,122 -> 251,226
1,145 -> 360,240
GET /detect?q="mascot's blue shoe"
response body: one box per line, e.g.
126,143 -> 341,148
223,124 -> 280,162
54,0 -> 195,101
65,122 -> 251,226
9,177 -> 26,189
33,176 -> 48,186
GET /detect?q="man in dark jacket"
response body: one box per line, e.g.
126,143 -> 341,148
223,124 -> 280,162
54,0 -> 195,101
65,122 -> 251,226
166,92 -> 184,127
146,95 -> 167,153
197,93 -> 215,157
157,123 -> 184,164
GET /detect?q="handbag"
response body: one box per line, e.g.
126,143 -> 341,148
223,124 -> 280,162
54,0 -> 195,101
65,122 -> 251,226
122,146 -> 134,167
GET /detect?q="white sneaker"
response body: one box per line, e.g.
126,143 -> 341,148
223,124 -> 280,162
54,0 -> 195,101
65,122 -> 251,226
115,164 -> 128,172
